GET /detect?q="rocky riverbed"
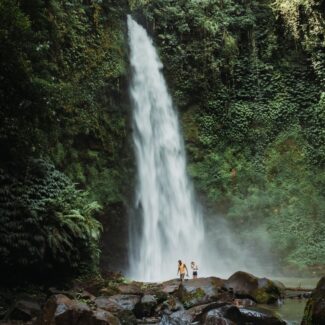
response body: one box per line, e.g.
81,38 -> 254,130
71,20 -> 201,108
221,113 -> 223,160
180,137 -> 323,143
0,272 -> 324,325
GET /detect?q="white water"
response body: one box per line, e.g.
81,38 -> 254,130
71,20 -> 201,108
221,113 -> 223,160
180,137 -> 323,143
127,16 -> 205,282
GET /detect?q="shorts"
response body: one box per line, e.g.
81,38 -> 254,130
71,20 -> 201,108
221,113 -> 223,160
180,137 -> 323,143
180,273 -> 185,280
193,271 -> 198,276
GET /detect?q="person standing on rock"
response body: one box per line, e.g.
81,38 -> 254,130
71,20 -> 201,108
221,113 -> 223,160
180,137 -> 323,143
191,261 -> 199,279
177,260 -> 188,282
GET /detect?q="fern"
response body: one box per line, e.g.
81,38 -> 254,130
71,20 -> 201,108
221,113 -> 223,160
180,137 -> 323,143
0,159 -> 102,279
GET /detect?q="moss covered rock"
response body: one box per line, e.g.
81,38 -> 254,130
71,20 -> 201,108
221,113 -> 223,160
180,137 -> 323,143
134,295 -> 157,318
223,271 -> 284,304
177,277 -> 225,308
302,276 -> 325,325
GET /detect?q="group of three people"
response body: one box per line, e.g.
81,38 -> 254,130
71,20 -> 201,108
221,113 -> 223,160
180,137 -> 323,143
177,260 -> 198,282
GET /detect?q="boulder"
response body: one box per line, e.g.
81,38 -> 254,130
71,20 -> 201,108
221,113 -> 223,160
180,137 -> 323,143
169,309 -> 194,323
115,310 -> 137,325
177,277 -> 225,308
202,304 -> 285,325
239,307 -> 286,324
134,295 -> 157,318
158,296 -> 184,314
160,313 -> 185,325
273,280 -> 286,294
92,309 -> 122,325
223,271 -> 284,304
204,316 -> 236,325
233,298 -> 256,308
161,279 -> 180,295
178,286 -> 207,309
6,298 -> 41,321
132,282 -> 168,305
202,305 -> 241,325
302,276 -> 325,325
167,303 -> 210,324
116,283 -> 143,295
136,316 -> 160,324
188,302 -> 226,322
94,295 -> 140,313
37,294 -> 87,324
37,294 -> 120,325
168,302 -> 231,324
183,278 -> 224,297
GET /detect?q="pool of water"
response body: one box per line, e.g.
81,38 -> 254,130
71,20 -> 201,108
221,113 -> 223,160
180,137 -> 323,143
260,277 -> 318,324
271,277 -> 319,289
260,299 -> 307,325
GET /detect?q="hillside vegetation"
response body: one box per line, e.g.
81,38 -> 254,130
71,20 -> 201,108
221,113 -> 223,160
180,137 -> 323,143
0,0 -> 324,280
0,0 -> 132,280
133,0 -> 325,269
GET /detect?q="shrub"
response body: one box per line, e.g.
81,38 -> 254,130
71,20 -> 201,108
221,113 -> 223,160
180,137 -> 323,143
0,159 -> 102,281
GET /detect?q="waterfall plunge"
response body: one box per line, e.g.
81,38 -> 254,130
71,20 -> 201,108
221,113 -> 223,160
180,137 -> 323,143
127,16 -> 206,282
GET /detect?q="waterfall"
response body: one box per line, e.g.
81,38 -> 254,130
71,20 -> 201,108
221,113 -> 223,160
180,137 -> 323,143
127,16 -> 205,282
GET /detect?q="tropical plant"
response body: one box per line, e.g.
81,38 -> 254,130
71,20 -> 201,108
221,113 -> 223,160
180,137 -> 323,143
0,159 -> 102,280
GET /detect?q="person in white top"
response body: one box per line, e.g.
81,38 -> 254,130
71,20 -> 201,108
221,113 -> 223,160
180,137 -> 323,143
191,261 -> 198,279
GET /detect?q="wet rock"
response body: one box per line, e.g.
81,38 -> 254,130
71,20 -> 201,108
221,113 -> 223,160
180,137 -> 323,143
6,298 -> 41,321
223,271 -> 284,304
161,279 -> 180,295
240,307 -> 286,324
141,284 -> 168,304
37,294 -> 120,325
37,294 -> 88,324
160,313 -> 184,325
177,277 -> 225,308
201,305 -> 241,325
169,309 -> 193,323
94,295 -> 140,313
204,312 -> 236,324
233,298 -> 256,308
116,310 -> 137,324
134,295 -> 157,318
92,309 -> 121,325
158,296 -> 184,314
137,316 -> 160,324
178,286 -> 207,309
183,278 -> 224,297
302,276 -> 325,325
116,283 -> 143,295
99,288 -> 119,297
191,302 -> 232,321
303,292 -> 312,299
164,303 -> 215,324
273,280 -> 286,295
174,299 -> 286,324
204,316 -> 236,325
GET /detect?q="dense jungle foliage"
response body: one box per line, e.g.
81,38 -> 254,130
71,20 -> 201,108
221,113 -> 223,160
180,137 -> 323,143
0,0 -> 324,280
0,0 -> 132,280
133,0 -> 325,269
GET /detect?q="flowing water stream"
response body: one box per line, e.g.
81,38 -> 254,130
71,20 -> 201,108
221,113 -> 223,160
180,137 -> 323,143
127,16 -> 205,282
